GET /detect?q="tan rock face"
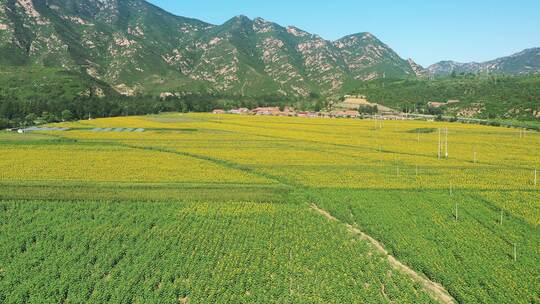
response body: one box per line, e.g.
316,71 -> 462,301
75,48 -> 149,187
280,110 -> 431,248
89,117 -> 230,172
15,0 -> 49,25
208,37 -> 222,46
17,0 -> 40,18
128,26 -> 144,37
65,16 -> 90,25
159,92 -> 177,99
286,26 -> 309,37
253,18 -> 274,34
1,2 -> 420,97
114,84 -> 136,96
114,36 -> 135,47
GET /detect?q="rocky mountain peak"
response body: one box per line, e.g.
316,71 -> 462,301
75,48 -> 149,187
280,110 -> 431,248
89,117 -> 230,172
427,47 -> 540,76
228,15 -> 251,24
0,0 -> 420,95
286,26 -> 310,38
407,58 -> 427,77
3,0 -> 537,98
252,17 -> 280,34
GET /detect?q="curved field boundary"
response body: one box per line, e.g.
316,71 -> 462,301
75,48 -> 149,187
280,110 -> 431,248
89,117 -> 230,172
311,204 -> 456,304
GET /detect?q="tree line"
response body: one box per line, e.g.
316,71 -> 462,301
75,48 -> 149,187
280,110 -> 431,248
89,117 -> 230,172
0,92 -> 320,129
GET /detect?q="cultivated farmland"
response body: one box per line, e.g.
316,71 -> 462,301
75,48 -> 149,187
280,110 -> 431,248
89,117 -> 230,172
0,113 -> 538,303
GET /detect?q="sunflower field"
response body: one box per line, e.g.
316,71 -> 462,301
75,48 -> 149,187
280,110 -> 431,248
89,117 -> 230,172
0,113 -> 538,303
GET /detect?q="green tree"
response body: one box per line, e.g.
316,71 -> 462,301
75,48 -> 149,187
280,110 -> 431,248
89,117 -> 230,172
309,92 -> 320,100
0,100 -> 18,120
61,110 -> 74,121
24,113 -> 37,126
313,102 -> 321,112
0,118 -> 10,129
41,112 -> 57,123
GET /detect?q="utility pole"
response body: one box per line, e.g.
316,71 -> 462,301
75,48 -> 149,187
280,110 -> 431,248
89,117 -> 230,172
445,127 -> 449,159
535,169 -> 538,186
513,243 -> 517,262
450,181 -> 457,221
438,128 -> 442,160
500,210 -> 503,225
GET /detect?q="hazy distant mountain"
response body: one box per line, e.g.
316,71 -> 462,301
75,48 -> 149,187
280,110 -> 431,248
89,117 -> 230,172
0,0 -> 415,97
427,48 -> 540,76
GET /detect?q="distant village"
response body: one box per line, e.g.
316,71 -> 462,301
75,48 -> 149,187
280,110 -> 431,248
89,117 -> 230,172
212,95 -> 436,120
211,95 -> 470,122
212,95 -> 380,119
212,107 -> 365,119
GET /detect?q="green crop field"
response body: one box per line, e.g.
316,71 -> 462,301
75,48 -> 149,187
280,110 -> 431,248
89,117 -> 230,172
0,113 -> 538,304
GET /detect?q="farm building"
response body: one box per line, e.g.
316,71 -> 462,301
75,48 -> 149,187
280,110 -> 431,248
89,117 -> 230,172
332,110 -> 360,118
282,107 -> 296,116
429,100 -> 461,108
229,108 -> 250,114
336,95 -> 372,110
252,107 -> 281,115
428,101 -> 446,108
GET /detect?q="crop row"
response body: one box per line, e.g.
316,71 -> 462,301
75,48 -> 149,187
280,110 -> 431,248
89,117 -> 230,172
0,201 -> 435,303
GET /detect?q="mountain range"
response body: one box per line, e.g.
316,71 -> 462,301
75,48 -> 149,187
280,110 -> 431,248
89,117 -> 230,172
0,0 -> 539,98
425,48 -> 540,77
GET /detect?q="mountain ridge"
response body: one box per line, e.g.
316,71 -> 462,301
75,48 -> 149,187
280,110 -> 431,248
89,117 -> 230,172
0,0 -> 417,97
425,47 -> 540,76
0,0 -> 538,98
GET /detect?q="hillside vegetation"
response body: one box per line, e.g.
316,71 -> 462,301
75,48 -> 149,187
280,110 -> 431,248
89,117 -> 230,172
0,0 -> 539,125
0,0 -> 416,97
1,67 -> 539,129
0,66 -> 312,128
351,74 -> 540,120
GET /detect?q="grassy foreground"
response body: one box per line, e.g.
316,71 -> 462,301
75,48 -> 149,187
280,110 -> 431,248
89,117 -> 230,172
0,113 -> 538,303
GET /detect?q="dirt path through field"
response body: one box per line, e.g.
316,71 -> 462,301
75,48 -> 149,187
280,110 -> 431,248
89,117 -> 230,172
311,204 -> 456,304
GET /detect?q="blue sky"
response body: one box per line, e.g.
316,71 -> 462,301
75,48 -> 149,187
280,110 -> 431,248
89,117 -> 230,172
147,0 -> 540,67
